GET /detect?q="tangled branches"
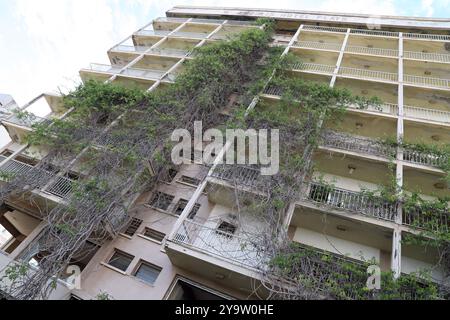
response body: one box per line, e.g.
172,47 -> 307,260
0,26 -> 274,299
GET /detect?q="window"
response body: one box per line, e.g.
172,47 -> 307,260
188,204 -> 200,220
164,169 -> 178,183
173,199 -> 201,218
173,199 -> 188,216
134,261 -> 162,285
142,228 -> 166,243
123,218 -> 143,237
107,250 -> 134,272
180,175 -> 200,186
216,221 -> 236,238
149,192 -> 174,211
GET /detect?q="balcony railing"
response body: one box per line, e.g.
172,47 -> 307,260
0,157 -> 73,200
170,31 -> 209,39
321,130 -> 396,159
350,28 -> 399,38
154,17 -> 188,23
279,244 -> 370,300
403,207 -> 449,232
345,45 -> 399,57
111,45 -> 150,53
403,74 -> 450,89
85,63 -> 122,74
4,114 -> 51,128
303,182 -> 398,221
293,40 -> 342,51
403,149 -> 448,168
404,51 -> 450,64
172,219 -> 265,269
147,47 -> 190,57
290,62 -> 335,74
404,105 -> 450,123
211,164 -> 261,189
120,67 -> 165,80
302,25 -> 347,33
338,67 -> 398,82
263,86 -> 398,116
45,176 -> 75,199
403,33 -> 450,42
135,30 -> 171,37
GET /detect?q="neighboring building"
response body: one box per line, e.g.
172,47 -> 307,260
0,6 -> 449,300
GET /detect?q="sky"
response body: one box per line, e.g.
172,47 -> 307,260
0,0 -> 449,146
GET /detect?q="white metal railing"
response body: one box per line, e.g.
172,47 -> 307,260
290,62 -> 335,74
322,130 -> 396,159
190,18 -> 224,24
302,25 -> 347,33
0,157 -> 74,200
120,67 -> 165,80
45,176 -> 75,199
170,31 -> 208,39
85,63 -> 122,74
349,102 -> 398,115
338,67 -> 398,82
293,40 -> 342,51
404,32 -> 450,42
301,24 -> 450,41
4,114 -> 51,128
404,51 -> 450,64
403,74 -> 450,89
345,45 -> 399,57
225,20 -> 255,26
135,30 -> 171,37
211,164 -> 261,188
172,219 -> 265,268
349,28 -> 398,38
304,182 -> 398,221
154,17 -> 188,23
111,45 -> 150,53
403,149 -> 448,168
263,86 -> 398,116
148,47 -> 190,57
403,206 -> 449,232
403,105 -> 450,123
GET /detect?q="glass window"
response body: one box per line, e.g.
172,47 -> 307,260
108,250 -> 134,272
134,261 -> 162,285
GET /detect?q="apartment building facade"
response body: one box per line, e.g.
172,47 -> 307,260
0,6 -> 449,300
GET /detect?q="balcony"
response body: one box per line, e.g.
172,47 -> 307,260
172,219 -> 264,269
111,44 -> 150,53
300,181 -> 397,222
0,156 -> 74,201
338,67 -> 398,83
345,45 -> 398,58
135,29 -> 171,37
165,183 -> 270,298
210,164 -> 261,189
321,130 -> 396,160
403,105 -> 450,124
402,148 -> 448,169
272,243 -> 370,299
2,113 -> 51,133
120,67 -> 166,80
290,62 -> 335,75
148,47 -> 191,58
402,206 -> 449,232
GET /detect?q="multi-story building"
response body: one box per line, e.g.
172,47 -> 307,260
0,6 -> 449,300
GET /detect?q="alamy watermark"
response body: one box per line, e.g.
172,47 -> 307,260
170,121 -> 280,175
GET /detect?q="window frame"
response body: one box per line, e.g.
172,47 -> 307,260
106,249 -> 134,273
133,260 -> 162,286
